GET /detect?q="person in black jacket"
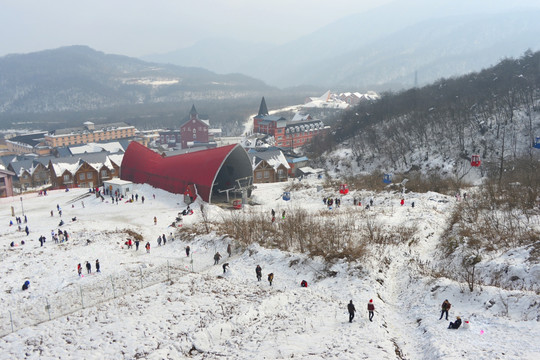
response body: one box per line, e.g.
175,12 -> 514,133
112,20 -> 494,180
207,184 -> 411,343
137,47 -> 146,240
448,316 -> 462,329
256,265 -> 262,281
348,300 -> 356,323
440,299 -> 451,320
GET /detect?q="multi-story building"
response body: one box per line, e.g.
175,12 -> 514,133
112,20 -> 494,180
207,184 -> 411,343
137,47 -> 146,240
247,148 -> 289,183
8,159 -> 51,191
48,152 -> 122,189
5,132 -> 50,155
0,167 -> 15,197
252,97 -> 328,149
159,129 -> 181,147
180,105 -> 212,149
45,122 -> 136,148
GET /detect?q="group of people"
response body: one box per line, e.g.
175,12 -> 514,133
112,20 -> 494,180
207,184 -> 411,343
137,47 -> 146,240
270,209 -> 286,223
323,197 -> 340,209
254,265 -> 274,286
156,233 -> 174,246
440,299 -> 463,329
347,299 -> 376,323
213,244 -> 233,266
77,260 -> 100,276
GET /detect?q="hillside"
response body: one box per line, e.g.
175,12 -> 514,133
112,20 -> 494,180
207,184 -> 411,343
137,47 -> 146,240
1,174 -> 539,359
0,46 -> 274,116
312,51 -> 540,185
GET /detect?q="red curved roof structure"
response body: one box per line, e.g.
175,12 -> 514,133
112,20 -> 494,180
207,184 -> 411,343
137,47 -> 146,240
121,142 -> 253,203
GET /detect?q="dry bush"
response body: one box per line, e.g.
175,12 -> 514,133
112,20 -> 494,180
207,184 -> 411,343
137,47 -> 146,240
284,180 -> 313,192
402,171 -> 459,195
213,207 -> 370,262
123,229 -> 144,241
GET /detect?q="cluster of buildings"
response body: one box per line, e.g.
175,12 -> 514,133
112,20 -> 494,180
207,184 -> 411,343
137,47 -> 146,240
0,93 -> 358,198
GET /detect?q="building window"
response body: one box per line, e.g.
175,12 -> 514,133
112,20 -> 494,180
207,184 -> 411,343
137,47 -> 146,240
193,129 -> 196,133
79,173 -> 85,180
193,134 -> 196,139
87,172 -> 93,179
111,169 -> 115,174
256,172 -> 262,180
101,170 -> 108,177
264,170 -> 270,179
63,174 -> 70,181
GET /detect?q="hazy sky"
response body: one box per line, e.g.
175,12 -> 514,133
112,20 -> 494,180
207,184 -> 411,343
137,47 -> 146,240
0,0 -> 393,58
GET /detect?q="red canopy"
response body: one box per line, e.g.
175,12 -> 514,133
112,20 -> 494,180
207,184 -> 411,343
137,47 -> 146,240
121,142 -> 253,203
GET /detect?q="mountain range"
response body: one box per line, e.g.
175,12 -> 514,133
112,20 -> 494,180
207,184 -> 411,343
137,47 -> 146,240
143,4 -> 540,89
0,45 -> 275,115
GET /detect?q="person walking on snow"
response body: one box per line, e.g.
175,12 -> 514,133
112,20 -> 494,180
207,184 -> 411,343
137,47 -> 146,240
77,263 -> 82,277
268,273 -> 274,286
145,242 -> 151,253
348,300 -> 356,323
95,259 -> 100,273
86,261 -> 91,274
135,239 -> 140,251
256,265 -> 262,281
282,210 -> 286,219
185,245 -> 190,257
368,299 -> 375,321
157,235 -> 162,246
222,263 -> 229,274
440,299 -> 451,320
227,244 -> 232,257
153,216 -> 157,225
214,252 -> 222,265
400,198 -> 405,206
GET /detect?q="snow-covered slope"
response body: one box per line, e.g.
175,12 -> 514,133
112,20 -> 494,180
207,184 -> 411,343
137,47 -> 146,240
0,179 -> 538,359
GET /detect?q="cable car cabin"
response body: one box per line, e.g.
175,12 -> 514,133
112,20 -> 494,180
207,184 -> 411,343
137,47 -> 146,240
471,155 -> 481,167
282,192 -> 291,201
534,137 -> 540,149
339,184 -> 349,195
383,174 -> 392,184
232,199 -> 242,209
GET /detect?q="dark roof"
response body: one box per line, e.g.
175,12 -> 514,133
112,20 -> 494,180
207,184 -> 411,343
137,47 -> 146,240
0,155 -> 16,167
258,97 -> 269,117
55,147 -> 72,157
8,160 -> 34,175
256,115 -> 286,122
7,132 -> 47,147
190,104 -> 198,117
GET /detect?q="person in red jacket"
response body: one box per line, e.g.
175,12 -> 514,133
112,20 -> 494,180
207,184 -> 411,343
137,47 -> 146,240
368,299 -> 375,322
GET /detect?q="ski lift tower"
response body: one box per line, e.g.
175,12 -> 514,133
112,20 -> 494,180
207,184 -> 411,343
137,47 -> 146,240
231,175 -> 255,207
401,179 -> 409,195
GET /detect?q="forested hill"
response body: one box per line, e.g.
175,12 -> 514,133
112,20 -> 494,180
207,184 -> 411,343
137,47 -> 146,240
318,50 -> 540,182
0,46 -> 276,122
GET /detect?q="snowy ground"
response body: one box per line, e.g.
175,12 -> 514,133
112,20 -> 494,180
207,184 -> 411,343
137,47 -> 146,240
0,179 -> 539,359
